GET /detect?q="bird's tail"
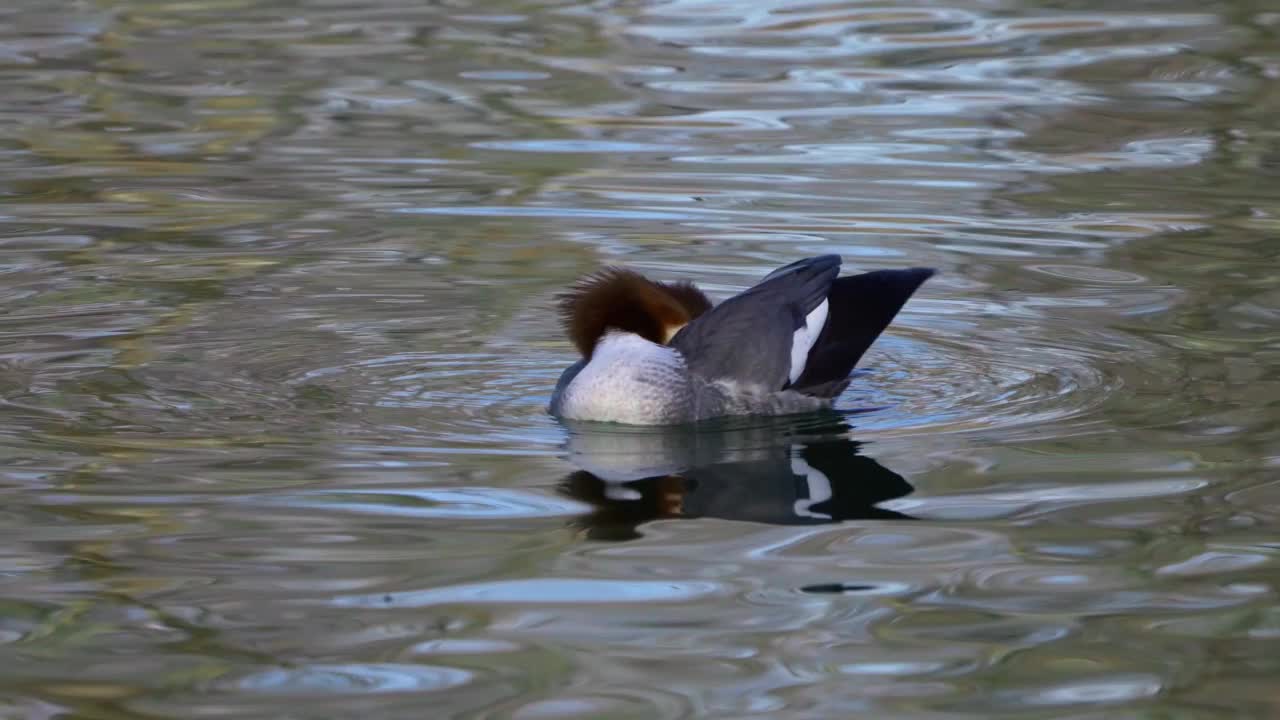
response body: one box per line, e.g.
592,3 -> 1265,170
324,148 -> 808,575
791,268 -> 935,398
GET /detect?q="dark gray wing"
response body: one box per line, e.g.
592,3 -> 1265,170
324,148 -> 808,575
669,255 -> 840,389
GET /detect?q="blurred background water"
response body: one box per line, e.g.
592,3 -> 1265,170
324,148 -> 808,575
1,0 -> 1278,717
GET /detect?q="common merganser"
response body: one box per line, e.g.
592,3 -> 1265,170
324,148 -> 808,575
549,255 -> 933,425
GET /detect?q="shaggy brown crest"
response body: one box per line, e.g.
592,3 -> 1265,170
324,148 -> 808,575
558,267 -> 713,357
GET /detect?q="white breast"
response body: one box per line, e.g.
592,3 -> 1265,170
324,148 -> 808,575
558,332 -> 693,425
789,298 -> 828,384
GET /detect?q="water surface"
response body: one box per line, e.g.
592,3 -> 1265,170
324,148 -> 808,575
2,0 -> 1279,717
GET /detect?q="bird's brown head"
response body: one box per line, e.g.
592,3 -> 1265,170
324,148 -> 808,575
558,267 -> 713,357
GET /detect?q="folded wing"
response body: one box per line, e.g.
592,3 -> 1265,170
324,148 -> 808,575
669,255 -> 841,391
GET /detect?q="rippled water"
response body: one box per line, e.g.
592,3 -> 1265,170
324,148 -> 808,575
1,0 -> 1278,717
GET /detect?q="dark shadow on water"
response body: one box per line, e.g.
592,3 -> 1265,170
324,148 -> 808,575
557,411 -> 915,541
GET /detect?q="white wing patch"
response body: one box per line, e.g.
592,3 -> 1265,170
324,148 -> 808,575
788,298 -> 828,384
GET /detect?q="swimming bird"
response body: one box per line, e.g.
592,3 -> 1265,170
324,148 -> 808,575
549,255 -> 933,425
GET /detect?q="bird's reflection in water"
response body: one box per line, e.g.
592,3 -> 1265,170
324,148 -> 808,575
558,412 -> 915,541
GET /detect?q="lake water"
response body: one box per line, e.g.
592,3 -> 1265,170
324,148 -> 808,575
1,0 -> 1278,717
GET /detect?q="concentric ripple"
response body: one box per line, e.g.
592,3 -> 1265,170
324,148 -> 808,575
845,325 -> 1123,439
266,282 -> 1153,449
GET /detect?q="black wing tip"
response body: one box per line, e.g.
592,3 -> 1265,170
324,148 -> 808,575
787,262 -> 935,289
805,254 -> 843,274
794,254 -> 842,266
761,254 -> 843,283
856,266 -> 936,293
882,266 -> 936,279
903,267 -> 937,289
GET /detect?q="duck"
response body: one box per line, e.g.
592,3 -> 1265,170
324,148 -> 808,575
549,255 -> 934,425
